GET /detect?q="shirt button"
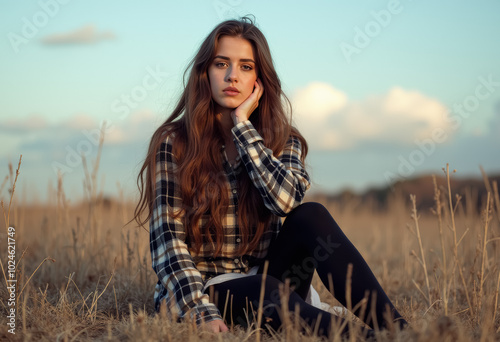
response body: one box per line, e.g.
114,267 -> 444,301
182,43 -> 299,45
236,238 -> 241,243
222,144 -> 225,148
232,189 -> 237,194
234,258 -> 239,263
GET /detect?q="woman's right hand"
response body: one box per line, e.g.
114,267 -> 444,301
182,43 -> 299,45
203,319 -> 229,333
231,78 -> 264,124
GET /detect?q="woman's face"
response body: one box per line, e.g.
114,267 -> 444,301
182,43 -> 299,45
208,36 -> 258,114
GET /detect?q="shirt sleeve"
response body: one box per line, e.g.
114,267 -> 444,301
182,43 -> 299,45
150,135 -> 222,325
231,120 -> 311,217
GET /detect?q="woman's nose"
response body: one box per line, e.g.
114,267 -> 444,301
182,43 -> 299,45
226,66 -> 238,82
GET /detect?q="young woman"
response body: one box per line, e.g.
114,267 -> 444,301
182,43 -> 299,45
135,17 -> 408,338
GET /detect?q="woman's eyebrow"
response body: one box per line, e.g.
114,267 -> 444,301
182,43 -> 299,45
214,55 -> 255,63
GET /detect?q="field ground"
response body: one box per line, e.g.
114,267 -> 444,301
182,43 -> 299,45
1,161 -> 499,341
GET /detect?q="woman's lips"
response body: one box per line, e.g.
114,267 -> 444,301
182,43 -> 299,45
223,87 -> 239,96
223,90 -> 239,96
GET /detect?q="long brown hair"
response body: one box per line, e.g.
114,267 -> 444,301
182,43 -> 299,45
134,16 -> 308,257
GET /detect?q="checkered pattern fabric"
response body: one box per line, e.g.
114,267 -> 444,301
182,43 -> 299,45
150,120 -> 310,324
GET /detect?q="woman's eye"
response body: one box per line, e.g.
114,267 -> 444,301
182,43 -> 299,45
242,65 -> 253,71
215,62 -> 227,68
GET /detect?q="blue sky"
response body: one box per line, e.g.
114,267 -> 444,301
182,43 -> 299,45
1,0 -> 500,203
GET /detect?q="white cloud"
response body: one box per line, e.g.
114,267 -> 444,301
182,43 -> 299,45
292,83 -> 450,150
62,113 -> 97,130
1,111 -> 159,159
105,109 -> 158,144
0,114 -> 47,132
41,24 -> 115,45
293,82 -> 347,123
53,110 -> 158,145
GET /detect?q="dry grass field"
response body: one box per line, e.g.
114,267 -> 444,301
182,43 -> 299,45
1,155 -> 499,341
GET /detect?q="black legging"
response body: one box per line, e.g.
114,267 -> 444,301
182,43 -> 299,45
208,202 -> 407,337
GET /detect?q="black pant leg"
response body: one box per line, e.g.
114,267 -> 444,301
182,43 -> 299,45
259,202 -> 407,330
210,274 -> 366,338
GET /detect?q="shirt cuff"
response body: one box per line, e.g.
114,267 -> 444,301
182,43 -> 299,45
231,120 -> 263,147
192,302 -> 223,325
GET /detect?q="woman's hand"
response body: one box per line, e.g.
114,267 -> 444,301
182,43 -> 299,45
231,78 -> 264,125
203,319 -> 229,333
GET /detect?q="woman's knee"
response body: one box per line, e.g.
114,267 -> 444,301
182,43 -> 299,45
289,202 -> 331,222
287,202 -> 340,233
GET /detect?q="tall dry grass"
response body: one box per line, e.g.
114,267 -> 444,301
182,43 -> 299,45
0,132 -> 499,341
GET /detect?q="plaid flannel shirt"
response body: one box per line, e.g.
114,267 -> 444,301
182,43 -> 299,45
150,120 -> 311,324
